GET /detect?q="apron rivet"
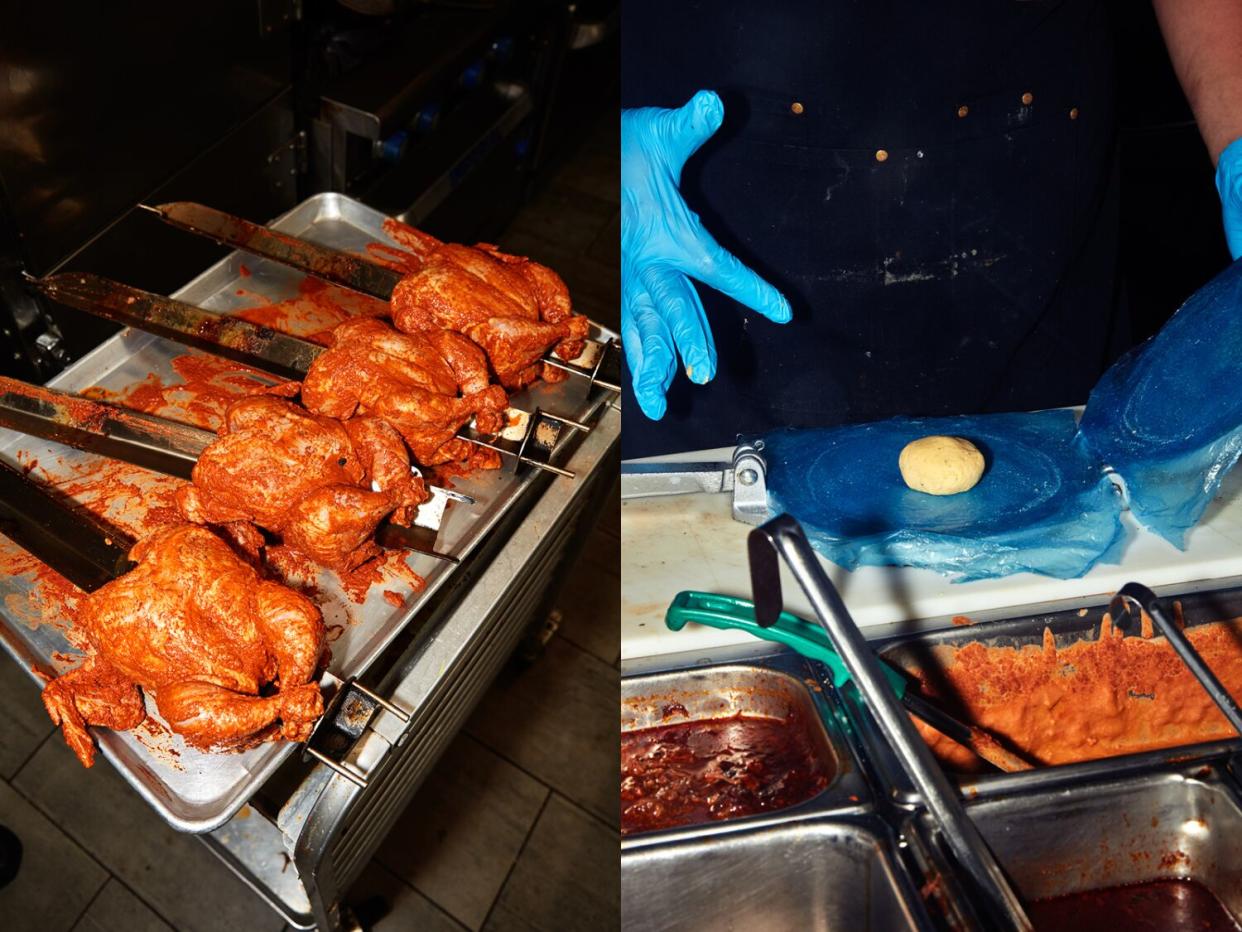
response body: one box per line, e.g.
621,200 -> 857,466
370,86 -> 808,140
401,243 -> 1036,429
790,101 -> 805,115
1021,91 -> 1034,106
1069,106 -> 1080,120
957,105 -> 969,118
875,149 -> 889,162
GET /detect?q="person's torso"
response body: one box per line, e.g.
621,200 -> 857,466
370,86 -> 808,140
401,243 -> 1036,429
622,0 -> 1122,457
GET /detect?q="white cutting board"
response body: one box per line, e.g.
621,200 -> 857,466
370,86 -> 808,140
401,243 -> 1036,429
621,446 -> 1242,661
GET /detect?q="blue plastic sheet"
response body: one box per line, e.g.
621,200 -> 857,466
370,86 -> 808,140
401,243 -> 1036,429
761,409 -> 1125,581
1079,259 -> 1242,548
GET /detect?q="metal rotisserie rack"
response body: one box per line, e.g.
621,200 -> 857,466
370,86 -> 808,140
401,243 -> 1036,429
0,193 -> 620,930
621,580 -> 1242,930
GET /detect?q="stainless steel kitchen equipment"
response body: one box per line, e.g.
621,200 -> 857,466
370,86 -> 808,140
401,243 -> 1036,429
747,515 -> 1031,930
621,527 -> 1242,930
0,192 -> 620,930
619,441 -> 768,524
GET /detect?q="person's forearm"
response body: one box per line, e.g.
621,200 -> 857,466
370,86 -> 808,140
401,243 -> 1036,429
1153,0 -> 1242,164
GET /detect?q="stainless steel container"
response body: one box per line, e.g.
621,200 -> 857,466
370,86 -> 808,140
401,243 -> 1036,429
848,584 -> 1242,804
911,764 -> 1242,923
622,583 -> 1242,931
621,654 -> 871,843
622,817 -> 929,932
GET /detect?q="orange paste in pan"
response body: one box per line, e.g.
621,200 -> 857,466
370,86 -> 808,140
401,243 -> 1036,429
908,612 -> 1242,772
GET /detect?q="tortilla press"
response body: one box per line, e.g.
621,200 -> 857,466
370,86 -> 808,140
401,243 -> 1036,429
619,440 -> 769,524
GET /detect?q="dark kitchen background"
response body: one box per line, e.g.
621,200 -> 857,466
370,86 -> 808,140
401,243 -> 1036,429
0,1 -> 619,931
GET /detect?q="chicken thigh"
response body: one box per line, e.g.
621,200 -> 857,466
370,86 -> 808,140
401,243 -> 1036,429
300,318 -> 508,468
42,524 -> 327,767
177,394 -> 426,572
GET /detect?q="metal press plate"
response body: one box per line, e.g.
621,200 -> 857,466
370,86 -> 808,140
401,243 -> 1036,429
0,193 -> 617,832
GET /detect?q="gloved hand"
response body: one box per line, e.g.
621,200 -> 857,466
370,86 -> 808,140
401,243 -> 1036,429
1216,136 -> 1242,260
622,90 -> 792,420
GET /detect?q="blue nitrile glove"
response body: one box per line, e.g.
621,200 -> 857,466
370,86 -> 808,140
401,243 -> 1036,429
621,90 -> 792,420
1216,136 -> 1242,261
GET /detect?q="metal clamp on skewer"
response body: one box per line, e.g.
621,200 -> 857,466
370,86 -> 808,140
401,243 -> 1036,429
746,514 -> 1033,932
462,406 -> 575,479
374,468 -> 474,564
542,335 -> 622,395
620,439 -> 768,525
303,675 -> 411,789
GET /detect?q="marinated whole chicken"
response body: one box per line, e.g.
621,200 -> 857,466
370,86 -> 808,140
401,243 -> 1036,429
177,394 -> 427,572
301,317 -> 508,468
389,239 -> 591,389
42,524 -> 327,768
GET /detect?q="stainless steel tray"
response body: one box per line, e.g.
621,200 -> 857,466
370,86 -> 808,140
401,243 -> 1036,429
849,584 -> 1242,805
620,656 -> 870,848
620,587 -> 1242,930
0,193 -> 615,832
909,763 -> 1242,926
622,815 -> 931,932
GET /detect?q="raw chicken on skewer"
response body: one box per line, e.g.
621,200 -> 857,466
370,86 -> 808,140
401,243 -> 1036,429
0,375 -> 473,565
139,201 -> 619,394
178,394 -> 428,572
12,495 -> 330,769
300,318 -> 509,469
386,236 -> 591,390
26,272 -> 580,477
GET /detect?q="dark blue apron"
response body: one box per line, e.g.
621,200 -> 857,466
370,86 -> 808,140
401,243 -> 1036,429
621,0 -> 1125,457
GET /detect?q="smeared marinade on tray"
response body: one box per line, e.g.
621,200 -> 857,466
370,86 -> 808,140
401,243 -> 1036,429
0,194 -> 615,831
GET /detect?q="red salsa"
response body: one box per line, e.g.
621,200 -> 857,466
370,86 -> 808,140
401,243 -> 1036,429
1028,879 -> 1240,931
620,712 -> 832,836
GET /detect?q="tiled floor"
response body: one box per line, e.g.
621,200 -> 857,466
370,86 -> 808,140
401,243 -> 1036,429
0,116 -> 619,931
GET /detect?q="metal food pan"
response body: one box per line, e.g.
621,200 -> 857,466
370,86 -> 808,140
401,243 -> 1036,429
843,585 -> 1242,804
621,815 -> 934,932
620,654 -> 870,846
0,193 -> 616,832
910,765 -> 1242,926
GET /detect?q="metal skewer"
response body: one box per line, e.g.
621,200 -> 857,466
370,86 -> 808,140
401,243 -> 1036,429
747,514 -> 1032,932
28,272 -> 577,478
0,376 -> 474,563
1109,582 -> 1242,735
138,201 -> 620,395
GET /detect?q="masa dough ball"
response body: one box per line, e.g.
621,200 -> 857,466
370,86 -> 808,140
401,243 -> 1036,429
898,435 -> 985,495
